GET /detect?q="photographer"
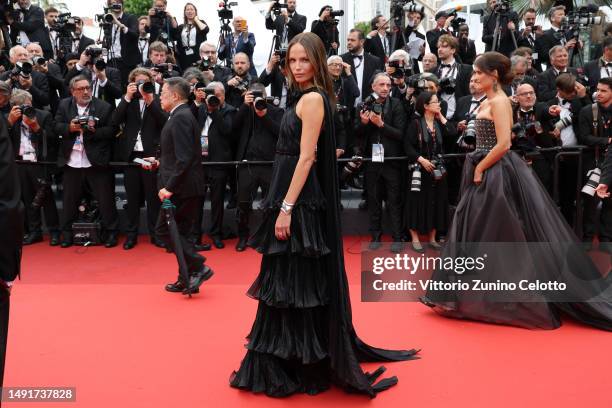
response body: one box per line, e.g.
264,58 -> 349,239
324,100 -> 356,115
311,5 -> 340,56
148,0 -> 178,52
105,0 -> 140,87
365,15 -> 401,63
141,41 -> 181,84
265,0 -> 306,45
401,9 -> 426,74
354,73 -> 406,252
192,81 -> 236,250
386,50 -> 412,106
26,42 -> 65,115
538,6 -> 578,68
218,16 -> 257,77
197,42 -> 231,84
70,17 -> 95,57
329,55 -> 358,156
64,45 -> 122,107
55,75 -> 118,248
517,8 -> 543,72
259,52 -> 289,108
174,3 -> 209,71
232,83 -> 283,251
456,24 -> 476,66
580,77 -> 612,251
481,0 -> 520,57
426,11 -> 451,58
7,89 -> 59,246
7,0 -> 46,48
224,52 -> 253,109
537,45 -> 577,102
435,34 -> 472,119
137,16 -> 151,66
584,36 -> 612,97
1,45 -> 49,109
452,77 -> 486,149
112,68 -> 167,250
341,29 -> 383,106
41,7 -> 59,61
404,91 -> 454,253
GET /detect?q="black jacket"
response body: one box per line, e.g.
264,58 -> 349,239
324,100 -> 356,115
536,67 -> 578,102
517,29 -> 543,72
111,96 -> 168,161
233,103 -> 283,161
174,21 -> 209,70
265,11 -> 307,42
9,5 -> 47,48
158,103 -> 205,197
311,20 -> 339,54
55,97 -> 115,167
404,117 -> 456,162
482,10 -> 520,57
457,38 -> 476,66
8,108 -> 55,161
364,32 -> 402,63
584,59 -> 609,96
537,28 -> 565,67
64,65 -> 123,107
258,66 -> 286,100
425,27 -> 449,58
46,61 -> 66,114
354,97 -> 406,161
341,51 -> 383,100
0,70 -> 50,109
435,62 -> 473,99
333,76 -> 360,110
111,13 -> 140,67
195,103 -> 237,163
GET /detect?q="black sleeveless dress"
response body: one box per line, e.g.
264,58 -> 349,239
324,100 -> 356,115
230,89 -> 418,397
422,119 -> 612,330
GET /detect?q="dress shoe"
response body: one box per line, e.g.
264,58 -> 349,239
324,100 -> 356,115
150,237 -> 166,248
226,198 -> 237,209
212,237 -> 225,249
183,266 -> 214,295
235,237 -> 248,252
411,241 -> 425,253
165,280 -> 189,293
49,232 -> 61,246
368,232 -> 382,251
123,236 -> 137,250
194,242 -> 212,251
23,232 -> 43,245
104,233 -> 118,248
390,240 -> 404,253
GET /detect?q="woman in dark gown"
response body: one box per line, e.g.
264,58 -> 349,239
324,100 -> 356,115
230,33 -> 418,397
422,52 -> 612,331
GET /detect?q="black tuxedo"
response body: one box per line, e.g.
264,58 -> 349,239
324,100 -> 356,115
9,5 -> 46,48
75,35 -> 95,56
46,61 -> 66,114
155,103 -> 207,279
584,59 -> 612,95
265,11 -> 307,43
64,65 -> 123,107
436,62 -> 472,99
457,38 -> 476,65
536,67 -> 578,102
311,20 -> 339,55
0,111 -> 23,390
426,27 -> 449,58
0,70 -> 50,109
341,51 -> 383,100
9,109 -> 59,235
365,32 -> 401,63
107,12 -> 139,86
482,10 -> 520,57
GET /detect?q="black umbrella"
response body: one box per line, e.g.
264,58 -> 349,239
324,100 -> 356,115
161,199 -> 193,297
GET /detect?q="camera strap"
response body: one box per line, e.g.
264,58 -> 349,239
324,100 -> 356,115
592,103 -> 601,166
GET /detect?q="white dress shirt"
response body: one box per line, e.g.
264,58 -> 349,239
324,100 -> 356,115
353,50 -> 365,106
67,104 -> 92,168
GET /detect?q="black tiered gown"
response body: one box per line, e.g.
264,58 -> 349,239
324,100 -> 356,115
423,119 -> 612,330
230,89 -> 418,397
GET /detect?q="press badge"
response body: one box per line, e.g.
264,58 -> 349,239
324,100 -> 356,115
372,143 -> 384,162
22,152 -> 36,162
185,48 -> 194,56
532,52 -> 538,61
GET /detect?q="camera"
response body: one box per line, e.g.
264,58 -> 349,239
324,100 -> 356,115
18,104 -> 36,119
341,156 -> 363,184
274,47 -> 287,60
407,74 -> 427,93
493,0 -> 512,13
75,115 -> 99,131
135,80 -> 155,96
361,93 -> 383,115
582,168 -> 602,196
330,9 -> 344,17
10,61 -> 32,80
410,164 -> 422,192
336,104 -> 349,113
218,0 -> 238,20
388,59 -> 409,79
253,92 -> 279,110
271,0 -> 288,16
204,85 -> 220,108
95,7 -> 115,25
234,77 -> 250,93
196,58 -> 211,71
462,118 -> 477,145
431,156 -> 448,182
32,56 -> 46,66
439,76 -> 456,94
152,63 -> 177,79
51,12 -> 77,33
553,116 -> 572,131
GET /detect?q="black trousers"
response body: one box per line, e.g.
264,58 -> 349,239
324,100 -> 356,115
123,163 -> 160,238
155,195 -> 205,280
0,284 -> 9,389
237,164 -> 271,238
583,195 -> 612,242
61,166 -> 118,236
18,163 -> 59,234
365,163 -> 403,240
193,166 -> 228,241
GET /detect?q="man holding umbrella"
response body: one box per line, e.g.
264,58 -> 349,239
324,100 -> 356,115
142,77 -> 213,295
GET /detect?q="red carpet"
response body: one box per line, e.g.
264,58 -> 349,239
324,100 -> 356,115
3,237 -> 611,407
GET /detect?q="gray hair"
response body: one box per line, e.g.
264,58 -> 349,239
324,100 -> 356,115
371,72 -> 391,84
9,45 -> 26,60
389,49 -> 411,66
182,67 -> 206,84
164,77 -> 191,101
327,55 -> 342,65
549,45 -> 566,58
69,74 -> 91,90
199,42 -> 216,53
511,55 -> 527,68
207,81 -> 225,95
0,82 -> 11,96
10,89 -> 31,106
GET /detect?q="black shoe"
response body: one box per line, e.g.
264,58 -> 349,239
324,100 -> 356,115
226,199 -> 237,209
358,200 -> 368,211
235,237 -> 248,252
212,237 -> 225,249
368,232 -> 382,251
49,232 -> 61,246
104,233 -> 118,248
390,240 -> 404,253
60,239 -> 73,248
194,242 -> 212,251
183,266 -> 214,295
123,236 -> 137,250
150,237 -> 166,248
165,280 -> 190,293
23,232 -> 43,245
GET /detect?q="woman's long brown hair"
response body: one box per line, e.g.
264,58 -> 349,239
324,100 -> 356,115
285,32 -> 336,105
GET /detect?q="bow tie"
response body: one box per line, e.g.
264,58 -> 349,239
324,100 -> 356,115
605,62 -> 612,68
440,63 -> 452,69
352,54 -> 363,60
520,109 -> 534,115
559,99 -> 570,105
471,99 -> 482,105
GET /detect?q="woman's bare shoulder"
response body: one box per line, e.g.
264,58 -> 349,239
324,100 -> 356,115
297,91 -> 324,117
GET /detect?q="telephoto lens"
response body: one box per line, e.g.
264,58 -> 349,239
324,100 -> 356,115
582,168 -> 602,196
411,165 -> 422,192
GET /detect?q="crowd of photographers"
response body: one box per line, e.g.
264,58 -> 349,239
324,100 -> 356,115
3,0 -> 612,254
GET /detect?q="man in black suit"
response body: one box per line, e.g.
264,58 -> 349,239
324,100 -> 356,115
198,42 -> 232,84
2,45 -> 50,109
193,81 -> 236,249
456,24 -> 476,65
112,68 -> 166,250
233,83 -> 283,251
401,10 -> 426,74
7,0 -> 46,49
0,94 -> 23,391
481,0 -> 520,57
311,5 -> 339,55
354,73 -> 406,252
7,89 -> 60,245
516,8 -> 544,72
71,17 -> 95,57
426,11 -> 450,58
258,53 -> 288,108
537,6 -> 579,68
153,77 -> 212,294
140,41 -> 181,83
40,6 -> 59,61
105,0 -> 140,87
537,45 -> 577,102
436,34 -> 472,119
64,46 -> 123,107
265,0 -> 306,46
223,52 -> 253,111
27,42 -> 66,115
584,36 -> 612,97
341,28 -> 383,107
365,15 -> 401,64
55,75 -> 118,248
